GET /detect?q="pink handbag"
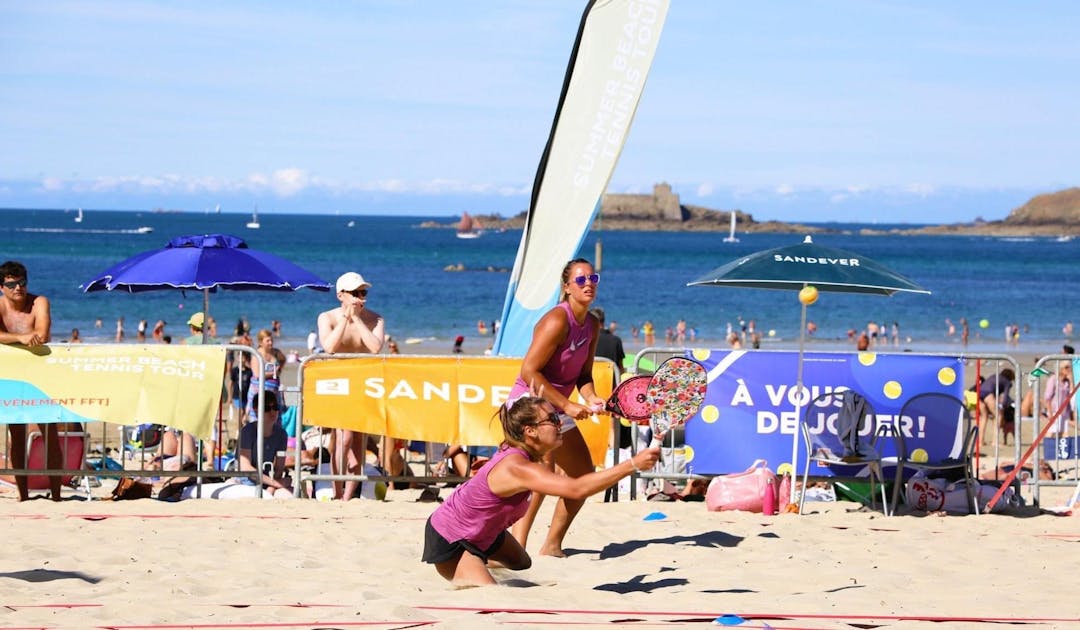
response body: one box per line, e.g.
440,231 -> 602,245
706,459 -> 777,512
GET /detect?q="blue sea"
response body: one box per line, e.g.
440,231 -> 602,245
2,208 -> 1076,355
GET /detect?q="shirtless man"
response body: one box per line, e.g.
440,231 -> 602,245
317,272 -> 395,500
0,261 -> 62,501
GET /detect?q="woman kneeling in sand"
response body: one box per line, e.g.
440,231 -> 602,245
422,395 -> 660,587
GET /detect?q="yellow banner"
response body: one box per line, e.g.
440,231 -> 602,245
301,355 -> 615,465
0,344 -> 226,440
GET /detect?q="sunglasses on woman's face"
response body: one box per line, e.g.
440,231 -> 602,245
347,288 -> 368,298
571,274 -> 599,287
2,279 -> 27,289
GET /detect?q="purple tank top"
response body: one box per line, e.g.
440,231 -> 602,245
508,302 -> 594,409
429,446 -> 531,550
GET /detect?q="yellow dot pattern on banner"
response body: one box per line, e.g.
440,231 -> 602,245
692,348 -> 711,361
937,367 -> 957,386
701,404 -> 720,424
684,445 -> 695,463
858,352 -> 876,366
776,462 -> 793,476
883,380 -> 903,400
910,448 -> 929,463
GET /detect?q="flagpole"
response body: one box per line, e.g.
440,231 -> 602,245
790,295 -> 808,506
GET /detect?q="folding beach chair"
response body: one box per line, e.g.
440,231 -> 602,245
20,426 -> 92,499
895,392 -> 979,514
800,389 -> 899,515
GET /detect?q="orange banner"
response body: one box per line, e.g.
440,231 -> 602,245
300,355 -> 615,465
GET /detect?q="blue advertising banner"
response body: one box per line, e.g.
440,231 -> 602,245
684,349 -> 965,475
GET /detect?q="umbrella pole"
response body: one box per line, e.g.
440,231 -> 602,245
789,299 -> 808,506
202,288 -> 210,344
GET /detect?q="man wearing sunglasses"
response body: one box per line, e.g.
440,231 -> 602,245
0,260 -> 63,501
317,271 -> 399,499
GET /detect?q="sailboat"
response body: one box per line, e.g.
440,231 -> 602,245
456,212 -> 483,239
74,208 -> 84,223
722,210 -> 739,243
246,206 -> 260,229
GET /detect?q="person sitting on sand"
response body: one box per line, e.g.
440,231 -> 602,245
422,395 -> 660,587
237,394 -> 293,498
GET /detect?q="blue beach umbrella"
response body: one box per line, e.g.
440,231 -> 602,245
687,235 -> 930,502
80,233 -> 331,342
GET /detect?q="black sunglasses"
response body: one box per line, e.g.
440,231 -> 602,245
571,274 -> 599,287
2,279 -> 27,289
532,412 -> 561,428
347,288 -> 368,298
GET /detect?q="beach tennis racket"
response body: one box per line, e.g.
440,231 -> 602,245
647,357 -> 708,448
603,374 -> 652,421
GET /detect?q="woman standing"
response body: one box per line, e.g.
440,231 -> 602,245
423,396 -> 659,586
506,258 -> 605,558
246,328 -> 287,423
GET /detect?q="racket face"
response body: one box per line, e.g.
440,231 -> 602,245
606,375 -> 651,421
647,357 -> 707,436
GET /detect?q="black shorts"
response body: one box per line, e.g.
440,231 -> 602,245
421,517 -> 505,565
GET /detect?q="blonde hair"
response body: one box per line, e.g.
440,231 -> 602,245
256,329 -> 273,343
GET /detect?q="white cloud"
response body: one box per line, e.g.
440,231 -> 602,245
268,168 -> 309,197
696,182 -> 714,197
904,183 -> 936,197
775,184 -> 795,196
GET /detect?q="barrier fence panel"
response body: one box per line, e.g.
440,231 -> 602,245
621,346 -> 1029,507
1027,353 -> 1080,506
0,343 -> 263,499
293,353 -> 614,498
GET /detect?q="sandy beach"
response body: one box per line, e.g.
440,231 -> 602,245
1,485 -> 1079,629
3,342 -> 1078,629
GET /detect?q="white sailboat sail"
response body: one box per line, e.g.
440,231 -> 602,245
723,211 -> 739,242
492,0 -> 670,356
246,206 -> 260,229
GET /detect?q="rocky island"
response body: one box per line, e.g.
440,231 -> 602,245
421,183 -> 1080,237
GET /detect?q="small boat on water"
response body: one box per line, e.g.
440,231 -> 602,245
246,206 -> 260,229
456,212 -> 483,239
74,208 -> 84,223
722,210 -> 739,243
135,226 -> 154,234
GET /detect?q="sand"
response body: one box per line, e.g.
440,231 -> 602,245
3,343 -> 1078,628
1,483 -> 1079,629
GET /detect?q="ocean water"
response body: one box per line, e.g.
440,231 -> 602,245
1,208 -> 1076,355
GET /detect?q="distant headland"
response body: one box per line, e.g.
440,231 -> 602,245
420,183 -> 1080,237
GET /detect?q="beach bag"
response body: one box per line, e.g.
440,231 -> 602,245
905,472 -> 946,511
706,459 -> 777,512
109,476 -> 153,501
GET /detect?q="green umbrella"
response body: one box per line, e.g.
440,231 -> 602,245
687,235 -> 930,504
687,235 -> 930,296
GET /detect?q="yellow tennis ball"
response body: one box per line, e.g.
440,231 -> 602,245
701,404 -> 720,424
684,445 -> 695,463
979,319 -> 989,329
910,448 -> 929,463
883,380 -> 903,400
776,462 -> 793,476
768,329 -> 776,337
799,285 -> 819,305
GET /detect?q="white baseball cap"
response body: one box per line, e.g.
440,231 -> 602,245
336,272 -> 371,293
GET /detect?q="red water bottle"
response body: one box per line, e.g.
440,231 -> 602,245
762,479 -> 777,515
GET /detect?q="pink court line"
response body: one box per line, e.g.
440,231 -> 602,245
417,605 -> 1080,624
95,622 -> 434,629
64,514 -> 321,520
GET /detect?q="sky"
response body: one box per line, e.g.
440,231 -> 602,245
2,1 -> 1078,223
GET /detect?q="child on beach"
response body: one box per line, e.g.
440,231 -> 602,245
422,395 -> 660,586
